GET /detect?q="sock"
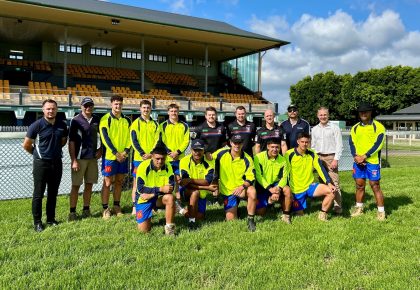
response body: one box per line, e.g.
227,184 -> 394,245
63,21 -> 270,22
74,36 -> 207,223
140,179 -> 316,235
166,223 -> 174,227
283,211 -> 291,215
320,209 -> 326,213
70,207 -> 76,213
247,214 -> 255,221
102,204 -> 108,209
377,206 -> 385,212
83,206 -> 89,211
113,201 -> 120,207
189,218 -> 196,223
356,202 -> 364,208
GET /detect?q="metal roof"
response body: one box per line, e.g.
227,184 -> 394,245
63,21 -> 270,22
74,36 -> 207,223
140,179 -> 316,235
376,115 -> 420,121
392,103 -> 420,115
1,0 -> 289,61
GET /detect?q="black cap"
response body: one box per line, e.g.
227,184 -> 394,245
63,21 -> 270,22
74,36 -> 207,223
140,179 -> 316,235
191,139 -> 205,150
357,102 -> 373,112
287,104 -> 298,110
230,134 -> 244,143
81,97 -> 94,106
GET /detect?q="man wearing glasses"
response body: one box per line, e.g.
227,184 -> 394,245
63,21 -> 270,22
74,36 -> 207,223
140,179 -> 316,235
68,97 -> 102,221
280,104 -> 310,150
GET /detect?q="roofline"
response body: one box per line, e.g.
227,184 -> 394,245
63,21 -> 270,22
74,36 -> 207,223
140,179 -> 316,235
8,0 -> 286,45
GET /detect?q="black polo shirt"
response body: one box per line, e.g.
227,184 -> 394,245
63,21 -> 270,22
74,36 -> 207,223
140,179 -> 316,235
255,124 -> 286,152
26,117 -> 68,160
69,113 -> 100,159
280,118 -> 310,149
195,121 -> 227,153
227,120 -> 256,156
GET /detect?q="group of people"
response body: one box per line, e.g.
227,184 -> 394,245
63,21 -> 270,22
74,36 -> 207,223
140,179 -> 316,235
23,96 -> 386,234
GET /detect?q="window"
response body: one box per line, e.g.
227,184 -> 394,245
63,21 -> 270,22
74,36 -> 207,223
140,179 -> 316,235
148,54 -> 167,63
90,47 -> 112,57
199,59 -> 211,67
121,51 -> 141,60
59,44 -> 82,54
176,57 -> 193,65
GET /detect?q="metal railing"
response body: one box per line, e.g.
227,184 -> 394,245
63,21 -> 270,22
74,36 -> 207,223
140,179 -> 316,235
1,131 -> 419,200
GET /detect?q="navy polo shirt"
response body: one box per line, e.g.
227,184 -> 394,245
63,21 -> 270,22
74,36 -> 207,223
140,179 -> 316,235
69,113 -> 100,159
255,124 -> 286,152
26,117 -> 68,160
195,121 -> 227,153
280,118 -> 310,149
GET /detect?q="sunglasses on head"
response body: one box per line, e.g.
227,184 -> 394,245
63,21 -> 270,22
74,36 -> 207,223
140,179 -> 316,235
288,108 -> 297,113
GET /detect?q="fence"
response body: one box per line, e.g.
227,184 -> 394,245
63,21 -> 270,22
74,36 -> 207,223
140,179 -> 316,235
1,131 -> 419,200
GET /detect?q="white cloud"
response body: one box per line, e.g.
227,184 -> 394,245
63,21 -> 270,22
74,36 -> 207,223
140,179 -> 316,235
249,10 -> 420,112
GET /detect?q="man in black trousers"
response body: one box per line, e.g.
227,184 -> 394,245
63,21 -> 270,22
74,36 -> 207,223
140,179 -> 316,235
23,99 -> 68,232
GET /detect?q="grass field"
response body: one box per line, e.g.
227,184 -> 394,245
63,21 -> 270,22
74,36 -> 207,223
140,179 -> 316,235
0,168 -> 419,289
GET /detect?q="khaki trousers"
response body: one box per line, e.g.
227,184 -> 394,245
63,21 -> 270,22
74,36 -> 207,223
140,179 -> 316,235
319,154 -> 342,210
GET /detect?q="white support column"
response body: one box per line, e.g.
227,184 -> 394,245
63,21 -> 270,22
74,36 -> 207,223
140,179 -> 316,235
63,26 -> 68,88
204,45 -> 208,94
141,36 -> 145,93
258,51 -> 262,93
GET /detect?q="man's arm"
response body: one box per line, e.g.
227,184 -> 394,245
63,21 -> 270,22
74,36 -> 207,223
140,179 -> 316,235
22,137 -> 34,155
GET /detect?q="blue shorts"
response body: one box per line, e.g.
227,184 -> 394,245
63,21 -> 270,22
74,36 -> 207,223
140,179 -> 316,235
132,161 -> 142,178
180,187 -> 207,214
292,183 -> 320,211
353,162 -> 381,181
102,159 -> 129,176
223,195 -> 241,211
135,197 -> 158,224
170,160 -> 180,175
256,191 -> 270,210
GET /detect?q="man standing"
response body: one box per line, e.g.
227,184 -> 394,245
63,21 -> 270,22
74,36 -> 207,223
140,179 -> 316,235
213,135 -> 257,232
227,106 -> 256,157
311,107 -> 343,214
99,95 -> 131,219
285,132 -> 335,221
349,102 -> 386,220
255,109 -> 287,155
280,104 -> 310,150
179,139 -> 217,230
135,146 -> 176,235
23,99 -> 68,232
254,138 -> 292,223
130,100 -> 160,215
159,103 -> 190,212
195,106 -> 227,161
68,97 -> 101,221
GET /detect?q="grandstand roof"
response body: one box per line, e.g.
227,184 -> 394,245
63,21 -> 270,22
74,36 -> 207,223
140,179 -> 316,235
0,0 -> 289,61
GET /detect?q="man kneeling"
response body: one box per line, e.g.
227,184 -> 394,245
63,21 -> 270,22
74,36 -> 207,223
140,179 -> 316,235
179,139 -> 217,230
285,132 -> 335,221
135,146 -> 176,235
254,138 -> 292,223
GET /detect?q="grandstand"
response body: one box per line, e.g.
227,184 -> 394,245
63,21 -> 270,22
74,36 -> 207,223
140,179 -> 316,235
0,0 -> 289,127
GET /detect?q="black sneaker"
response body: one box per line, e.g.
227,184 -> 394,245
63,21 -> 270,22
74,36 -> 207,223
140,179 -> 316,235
188,221 -> 198,231
34,223 -> 44,232
247,218 -> 256,232
47,220 -> 59,227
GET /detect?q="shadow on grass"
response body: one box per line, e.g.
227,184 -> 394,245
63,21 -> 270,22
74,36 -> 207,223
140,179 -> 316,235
366,195 -> 412,215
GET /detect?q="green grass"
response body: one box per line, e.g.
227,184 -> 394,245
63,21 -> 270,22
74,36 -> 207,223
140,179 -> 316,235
1,168 -> 419,289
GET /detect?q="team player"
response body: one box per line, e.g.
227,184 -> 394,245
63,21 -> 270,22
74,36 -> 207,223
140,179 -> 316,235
227,106 -> 256,157
130,99 -> 160,215
254,138 -> 292,224
135,146 -> 176,235
280,104 -> 310,150
99,95 -> 131,219
285,132 -> 335,221
255,109 -> 287,155
179,139 -> 216,230
195,106 -> 227,160
349,102 -> 386,220
68,97 -> 101,221
213,134 -> 257,232
159,103 -> 190,212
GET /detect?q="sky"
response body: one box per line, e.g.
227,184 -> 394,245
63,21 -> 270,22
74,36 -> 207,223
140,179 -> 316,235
108,0 -> 420,110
